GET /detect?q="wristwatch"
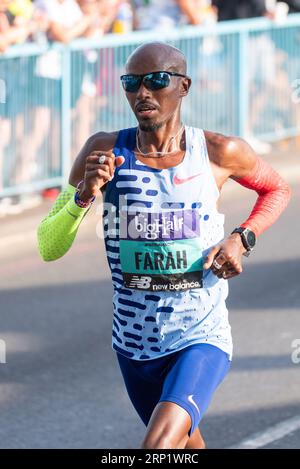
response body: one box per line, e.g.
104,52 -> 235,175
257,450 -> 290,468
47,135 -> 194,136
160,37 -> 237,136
231,227 -> 256,257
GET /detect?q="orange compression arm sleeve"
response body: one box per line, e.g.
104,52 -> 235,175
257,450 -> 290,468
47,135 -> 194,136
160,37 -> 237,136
233,156 -> 292,237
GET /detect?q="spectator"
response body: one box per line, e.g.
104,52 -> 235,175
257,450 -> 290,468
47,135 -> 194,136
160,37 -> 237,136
11,1 -> 49,42
0,0 -> 33,52
77,0 -> 123,37
28,0 -> 95,199
94,0 -> 127,35
35,0 -> 95,43
132,0 -> 216,31
1,0 -> 49,196
212,0 -> 290,155
112,0 -> 133,33
212,0 -> 268,21
0,0 -> 46,214
73,0 -> 111,154
8,0 -> 33,20
77,0 -> 104,37
282,0 -> 300,12
0,0 -> 49,52
177,0 -> 217,25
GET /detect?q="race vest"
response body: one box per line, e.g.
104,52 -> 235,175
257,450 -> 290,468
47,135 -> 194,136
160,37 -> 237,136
119,207 -> 203,291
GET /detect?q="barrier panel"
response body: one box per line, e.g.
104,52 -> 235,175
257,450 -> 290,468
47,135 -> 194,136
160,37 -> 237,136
1,15 -> 299,196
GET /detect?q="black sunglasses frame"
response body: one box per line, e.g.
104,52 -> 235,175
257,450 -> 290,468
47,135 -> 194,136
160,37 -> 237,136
120,71 -> 187,92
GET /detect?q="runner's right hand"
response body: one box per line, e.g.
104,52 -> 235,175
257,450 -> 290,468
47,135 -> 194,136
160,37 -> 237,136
78,151 -> 125,201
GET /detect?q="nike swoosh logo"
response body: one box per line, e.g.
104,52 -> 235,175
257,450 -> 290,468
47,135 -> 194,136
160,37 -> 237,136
173,173 -> 202,185
188,395 -> 200,415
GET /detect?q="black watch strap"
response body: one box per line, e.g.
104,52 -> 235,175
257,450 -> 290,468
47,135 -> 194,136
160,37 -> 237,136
231,227 -> 256,256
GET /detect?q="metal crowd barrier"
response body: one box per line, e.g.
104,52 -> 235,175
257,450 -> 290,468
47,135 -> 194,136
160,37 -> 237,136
0,15 -> 299,197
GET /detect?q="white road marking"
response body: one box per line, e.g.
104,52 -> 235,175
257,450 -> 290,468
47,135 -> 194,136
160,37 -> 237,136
228,415 -> 300,449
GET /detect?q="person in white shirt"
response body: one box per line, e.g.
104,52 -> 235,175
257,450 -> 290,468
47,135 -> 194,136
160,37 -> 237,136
36,0 -> 94,42
132,0 -> 216,30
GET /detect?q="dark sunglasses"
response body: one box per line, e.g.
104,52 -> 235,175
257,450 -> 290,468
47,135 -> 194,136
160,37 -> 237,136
120,71 -> 186,92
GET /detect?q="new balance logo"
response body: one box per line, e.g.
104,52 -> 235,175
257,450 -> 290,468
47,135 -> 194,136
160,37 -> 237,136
128,275 -> 152,289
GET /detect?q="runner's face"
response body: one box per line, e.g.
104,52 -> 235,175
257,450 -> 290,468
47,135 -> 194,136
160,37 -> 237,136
123,62 -> 186,132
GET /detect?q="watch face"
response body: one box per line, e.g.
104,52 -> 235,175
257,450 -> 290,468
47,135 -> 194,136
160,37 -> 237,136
246,230 -> 256,248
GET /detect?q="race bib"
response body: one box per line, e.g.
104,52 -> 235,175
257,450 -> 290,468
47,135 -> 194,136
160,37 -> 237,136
119,208 -> 203,291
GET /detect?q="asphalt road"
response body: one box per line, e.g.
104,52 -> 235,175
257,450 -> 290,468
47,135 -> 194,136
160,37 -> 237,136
0,182 -> 299,449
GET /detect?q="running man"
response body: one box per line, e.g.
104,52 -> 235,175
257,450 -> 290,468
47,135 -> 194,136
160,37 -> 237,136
37,42 -> 291,449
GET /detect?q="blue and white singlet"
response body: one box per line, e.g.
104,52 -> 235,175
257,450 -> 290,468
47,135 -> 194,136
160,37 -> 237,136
102,126 -> 233,361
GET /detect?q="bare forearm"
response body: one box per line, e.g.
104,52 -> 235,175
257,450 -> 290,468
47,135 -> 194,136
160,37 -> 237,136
4,25 -> 30,46
49,18 -> 90,43
0,34 -> 7,52
176,0 -> 204,24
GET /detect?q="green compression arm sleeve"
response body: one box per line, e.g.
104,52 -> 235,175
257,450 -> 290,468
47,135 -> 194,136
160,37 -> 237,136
37,183 -> 91,261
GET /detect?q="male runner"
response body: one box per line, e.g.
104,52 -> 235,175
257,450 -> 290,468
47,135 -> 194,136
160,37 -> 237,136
37,42 -> 291,449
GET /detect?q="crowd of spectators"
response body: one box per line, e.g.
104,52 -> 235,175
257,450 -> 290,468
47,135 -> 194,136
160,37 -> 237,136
0,0 -> 298,54
0,0 -> 298,215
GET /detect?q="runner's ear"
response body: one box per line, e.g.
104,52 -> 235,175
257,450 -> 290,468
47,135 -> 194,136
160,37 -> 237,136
179,77 -> 191,97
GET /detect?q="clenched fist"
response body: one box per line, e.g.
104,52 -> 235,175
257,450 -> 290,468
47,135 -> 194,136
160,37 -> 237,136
78,151 -> 125,202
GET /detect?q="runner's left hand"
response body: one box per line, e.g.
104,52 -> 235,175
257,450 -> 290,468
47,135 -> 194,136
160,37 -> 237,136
203,234 -> 247,279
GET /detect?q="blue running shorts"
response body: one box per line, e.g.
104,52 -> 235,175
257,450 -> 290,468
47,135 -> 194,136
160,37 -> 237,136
116,343 -> 231,436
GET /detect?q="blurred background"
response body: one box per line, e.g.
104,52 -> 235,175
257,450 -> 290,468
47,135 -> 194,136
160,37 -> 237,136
0,0 -> 300,449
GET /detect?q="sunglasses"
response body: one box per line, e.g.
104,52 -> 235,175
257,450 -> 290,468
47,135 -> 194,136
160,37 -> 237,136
120,71 -> 186,93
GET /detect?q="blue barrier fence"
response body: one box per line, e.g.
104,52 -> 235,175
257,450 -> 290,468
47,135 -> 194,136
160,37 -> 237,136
0,15 -> 300,197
